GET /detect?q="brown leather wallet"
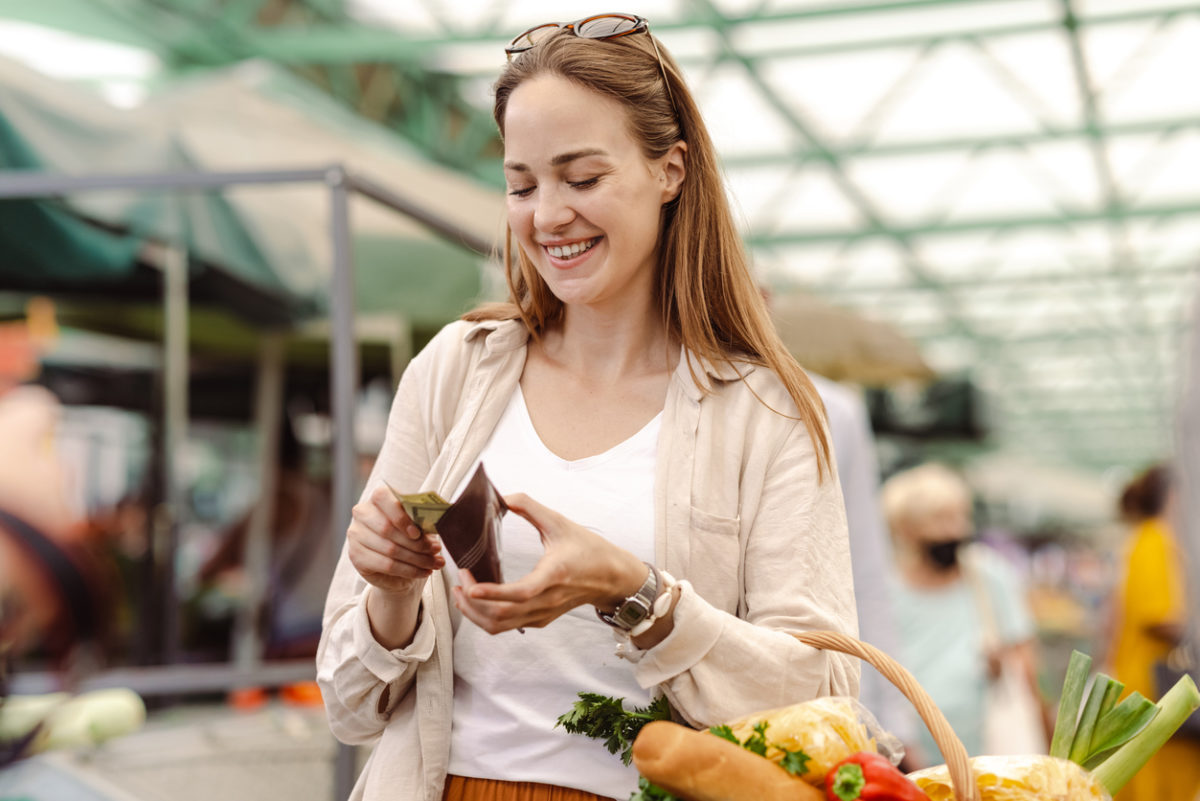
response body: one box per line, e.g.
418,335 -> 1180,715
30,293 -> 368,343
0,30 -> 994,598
435,463 -> 507,584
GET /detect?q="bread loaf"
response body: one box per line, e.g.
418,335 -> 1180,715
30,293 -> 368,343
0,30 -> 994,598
632,720 -> 824,801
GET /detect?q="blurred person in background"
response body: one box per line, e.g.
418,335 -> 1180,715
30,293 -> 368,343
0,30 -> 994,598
1105,463 -> 1200,801
882,462 -> 1049,768
0,316 -> 128,767
0,316 -> 104,665
318,13 -> 858,801
197,408 -> 336,661
810,374 -> 917,759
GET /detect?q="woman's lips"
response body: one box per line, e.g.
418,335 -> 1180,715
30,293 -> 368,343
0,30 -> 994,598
543,236 -> 601,266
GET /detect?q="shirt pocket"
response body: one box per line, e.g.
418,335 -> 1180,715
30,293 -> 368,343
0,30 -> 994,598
687,506 -> 742,613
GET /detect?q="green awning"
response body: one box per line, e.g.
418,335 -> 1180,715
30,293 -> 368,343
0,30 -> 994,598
0,55 -> 502,328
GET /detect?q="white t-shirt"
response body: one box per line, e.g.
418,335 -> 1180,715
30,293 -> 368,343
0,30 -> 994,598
447,385 -> 660,798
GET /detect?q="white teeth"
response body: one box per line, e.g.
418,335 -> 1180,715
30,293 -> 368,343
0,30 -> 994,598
547,238 -> 597,259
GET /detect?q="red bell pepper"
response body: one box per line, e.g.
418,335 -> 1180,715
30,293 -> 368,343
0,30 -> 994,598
825,752 -> 929,801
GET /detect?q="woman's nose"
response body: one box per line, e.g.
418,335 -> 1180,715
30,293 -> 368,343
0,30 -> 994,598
534,186 -> 575,231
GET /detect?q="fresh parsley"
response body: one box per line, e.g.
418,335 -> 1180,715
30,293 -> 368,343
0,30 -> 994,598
630,776 -> 678,801
780,748 -> 812,777
558,694 -> 812,801
556,692 -> 673,766
708,720 -> 811,776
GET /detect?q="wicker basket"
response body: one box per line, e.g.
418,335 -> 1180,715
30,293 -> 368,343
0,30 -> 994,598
793,630 -> 981,801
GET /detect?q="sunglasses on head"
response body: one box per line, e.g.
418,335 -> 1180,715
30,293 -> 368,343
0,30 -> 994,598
505,12 -> 676,114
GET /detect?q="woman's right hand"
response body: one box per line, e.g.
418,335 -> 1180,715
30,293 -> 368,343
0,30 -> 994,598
347,484 -> 445,597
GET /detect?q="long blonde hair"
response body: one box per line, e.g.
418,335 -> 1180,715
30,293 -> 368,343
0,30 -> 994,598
467,28 -> 831,478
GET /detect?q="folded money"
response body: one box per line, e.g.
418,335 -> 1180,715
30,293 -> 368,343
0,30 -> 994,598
384,464 -> 507,584
385,486 -> 450,534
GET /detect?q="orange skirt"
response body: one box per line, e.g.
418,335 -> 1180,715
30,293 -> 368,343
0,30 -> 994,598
442,775 -> 619,801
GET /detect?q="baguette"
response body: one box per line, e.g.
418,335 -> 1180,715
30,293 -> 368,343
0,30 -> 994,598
632,720 -> 824,801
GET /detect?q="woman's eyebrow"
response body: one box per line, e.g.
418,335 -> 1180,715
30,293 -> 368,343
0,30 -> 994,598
503,148 -> 609,172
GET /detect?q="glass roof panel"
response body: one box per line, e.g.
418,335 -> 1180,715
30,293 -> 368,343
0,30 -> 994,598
4,0 -> 1198,478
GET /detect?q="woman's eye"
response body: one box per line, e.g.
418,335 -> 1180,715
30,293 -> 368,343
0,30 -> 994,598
568,177 -> 599,189
507,186 -> 535,198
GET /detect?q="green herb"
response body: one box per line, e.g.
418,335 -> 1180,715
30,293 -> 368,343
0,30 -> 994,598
709,719 -> 811,776
743,720 -> 770,756
780,748 -> 812,776
1049,650 -> 1092,759
559,692 -> 811,801
629,776 -> 678,801
556,693 -> 672,766
708,724 -> 739,744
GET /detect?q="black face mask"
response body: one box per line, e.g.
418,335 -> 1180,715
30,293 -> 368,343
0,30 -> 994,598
924,539 -> 968,570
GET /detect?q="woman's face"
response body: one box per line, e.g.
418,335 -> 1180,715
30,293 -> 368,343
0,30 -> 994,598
910,500 -> 972,544
502,74 -> 684,312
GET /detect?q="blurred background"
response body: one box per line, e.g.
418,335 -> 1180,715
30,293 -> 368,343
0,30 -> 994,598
0,1 -> 1198,799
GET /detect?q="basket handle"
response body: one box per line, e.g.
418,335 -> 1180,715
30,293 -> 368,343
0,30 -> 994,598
793,630 -> 980,801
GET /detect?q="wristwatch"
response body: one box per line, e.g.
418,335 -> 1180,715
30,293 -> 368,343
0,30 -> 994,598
596,562 -> 660,632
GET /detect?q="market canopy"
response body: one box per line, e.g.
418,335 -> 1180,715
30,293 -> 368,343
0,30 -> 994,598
4,0 -> 1199,474
0,54 -> 505,328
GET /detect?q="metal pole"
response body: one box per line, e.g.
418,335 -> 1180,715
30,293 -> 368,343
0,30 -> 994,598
161,240 -> 188,666
327,167 -> 360,801
232,333 -> 287,674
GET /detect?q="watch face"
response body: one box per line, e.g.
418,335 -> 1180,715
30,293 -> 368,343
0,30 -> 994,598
615,601 -> 651,629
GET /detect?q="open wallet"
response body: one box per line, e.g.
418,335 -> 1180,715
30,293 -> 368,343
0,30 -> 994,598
435,463 -> 511,584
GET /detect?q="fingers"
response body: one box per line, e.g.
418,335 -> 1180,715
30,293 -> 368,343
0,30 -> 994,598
503,493 -> 561,536
350,523 -> 443,574
465,563 -> 549,603
368,484 -> 416,536
453,583 -> 553,633
347,485 -> 446,586
454,566 -> 572,633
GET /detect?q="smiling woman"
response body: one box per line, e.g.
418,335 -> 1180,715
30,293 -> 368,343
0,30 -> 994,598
318,14 -> 859,801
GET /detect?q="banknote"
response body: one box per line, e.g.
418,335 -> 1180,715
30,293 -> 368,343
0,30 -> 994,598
384,483 -> 449,534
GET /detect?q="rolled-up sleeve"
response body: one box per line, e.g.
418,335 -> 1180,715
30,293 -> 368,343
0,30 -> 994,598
629,410 -> 860,727
317,578 -> 437,744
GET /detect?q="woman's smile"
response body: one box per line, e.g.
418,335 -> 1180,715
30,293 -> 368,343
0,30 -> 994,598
543,236 -> 602,268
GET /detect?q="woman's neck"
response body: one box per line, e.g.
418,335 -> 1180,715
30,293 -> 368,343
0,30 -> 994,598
542,302 -> 678,382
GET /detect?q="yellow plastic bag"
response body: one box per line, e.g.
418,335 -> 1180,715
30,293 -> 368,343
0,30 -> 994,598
908,755 -> 1110,801
724,696 -> 895,784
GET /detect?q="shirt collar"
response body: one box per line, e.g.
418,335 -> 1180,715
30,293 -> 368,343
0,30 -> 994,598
463,318 -> 530,354
676,346 -> 755,401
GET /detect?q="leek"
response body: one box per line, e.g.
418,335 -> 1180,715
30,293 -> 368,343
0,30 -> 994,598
1095,677 -> 1124,721
1068,673 -> 1116,763
1050,650 -> 1092,759
1081,691 -> 1158,769
1092,674 -> 1200,794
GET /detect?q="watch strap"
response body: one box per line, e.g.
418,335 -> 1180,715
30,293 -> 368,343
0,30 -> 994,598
596,562 -> 660,631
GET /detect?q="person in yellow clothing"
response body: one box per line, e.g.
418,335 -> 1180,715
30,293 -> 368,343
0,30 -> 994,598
1108,463 -> 1200,801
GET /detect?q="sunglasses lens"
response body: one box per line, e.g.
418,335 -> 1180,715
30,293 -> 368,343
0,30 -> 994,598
577,15 -> 641,39
510,23 -> 560,51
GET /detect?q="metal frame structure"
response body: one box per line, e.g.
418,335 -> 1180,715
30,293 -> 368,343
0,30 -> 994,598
0,164 -> 490,799
8,0 -> 1197,475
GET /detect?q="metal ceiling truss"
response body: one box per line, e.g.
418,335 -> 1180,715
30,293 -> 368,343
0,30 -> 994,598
67,0 -> 1200,472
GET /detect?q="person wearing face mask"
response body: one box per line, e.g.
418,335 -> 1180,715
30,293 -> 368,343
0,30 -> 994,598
880,462 -> 1047,768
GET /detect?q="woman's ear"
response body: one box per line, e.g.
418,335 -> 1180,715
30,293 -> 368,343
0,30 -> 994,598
659,141 -> 687,204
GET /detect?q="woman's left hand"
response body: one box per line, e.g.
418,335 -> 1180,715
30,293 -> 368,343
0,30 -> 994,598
451,492 -> 647,633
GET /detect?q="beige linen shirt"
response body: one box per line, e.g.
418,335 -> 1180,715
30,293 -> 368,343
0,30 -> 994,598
318,319 -> 859,801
